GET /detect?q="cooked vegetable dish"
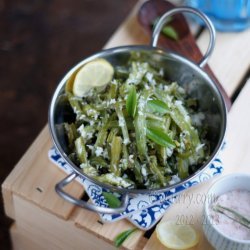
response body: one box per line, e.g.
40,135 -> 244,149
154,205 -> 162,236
57,54 -> 209,189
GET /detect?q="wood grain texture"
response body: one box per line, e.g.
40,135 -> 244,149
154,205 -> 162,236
10,224 -> 43,250
13,195 -> 118,250
104,0 -> 148,49
2,125 -> 84,220
220,79 -> 250,170
75,209 -> 146,250
197,30 -> 250,97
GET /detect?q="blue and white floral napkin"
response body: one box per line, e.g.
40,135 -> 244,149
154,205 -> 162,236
49,147 -> 224,230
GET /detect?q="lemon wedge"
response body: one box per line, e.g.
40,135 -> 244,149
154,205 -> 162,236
72,58 -> 114,97
156,220 -> 199,249
65,67 -> 80,93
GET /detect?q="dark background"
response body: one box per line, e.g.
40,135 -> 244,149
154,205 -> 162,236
0,0 -> 137,248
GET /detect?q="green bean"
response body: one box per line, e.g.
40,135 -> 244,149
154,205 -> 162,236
170,102 -> 204,161
121,144 -> 129,170
106,120 -> 118,129
156,145 -> 167,166
115,66 -> 129,79
68,95 -> 83,118
149,156 -> 168,186
133,160 -> 144,184
165,116 -> 171,132
115,102 -> 130,145
168,123 -> 177,140
94,116 -> 111,147
126,61 -> 148,85
110,136 -> 122,176
108,81 -> 118,99
134,90 -> 150,160
89,156 -> 108,168
170,102 -> 195,137
78,125 -> 95,140
107,127 -> 119,144
95,173 -> 135,188
146,112 -> 166,122
146,116 -> 170,132
176,157 -> 189,179
81,164 -> 98,177
75,137 -> 88,164
94,129 -> 108,148
118,84 -> 127,98
81,105 -> 99,118
64,123 -> 77,147
94,103 -> 109,111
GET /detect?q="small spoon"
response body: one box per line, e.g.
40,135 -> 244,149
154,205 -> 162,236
138,0 -> 231,110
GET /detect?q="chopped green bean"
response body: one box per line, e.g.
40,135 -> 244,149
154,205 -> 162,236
95,173 -> 135,188
149,156 -> 168,186
108,81 -> 118,99
115,102 -> 130,145
82,104 -> 99,118
75,137 -> 88,164
176,157 -> 189,179
133,159 -> 144,184
89,156 -> 108,168
146,112 -> 166,122
156,145 -> 167,166
110,136 -> 122,176
134,90 -> 151,160
58,54 -> 209,189
81,164 -> 98,177
94,127 -> 108,148
68,94 -> 83,118
107,127 -> 119,144
64,123 -> 77,147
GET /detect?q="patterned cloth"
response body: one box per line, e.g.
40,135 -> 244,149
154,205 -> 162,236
49,147 -> 223,230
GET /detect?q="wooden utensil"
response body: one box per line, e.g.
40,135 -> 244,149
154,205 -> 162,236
138,0 -> 231,110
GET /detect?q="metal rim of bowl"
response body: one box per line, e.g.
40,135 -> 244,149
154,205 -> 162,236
49,44 -> 227,195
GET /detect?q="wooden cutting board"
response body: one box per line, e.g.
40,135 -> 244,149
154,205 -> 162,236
137,0 -> 231,109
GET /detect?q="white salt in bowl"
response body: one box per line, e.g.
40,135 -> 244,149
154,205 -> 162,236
203,173 -> 250,250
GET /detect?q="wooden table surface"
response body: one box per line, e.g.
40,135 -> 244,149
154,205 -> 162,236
0,1 -> 137,249
1,0 -> 250,249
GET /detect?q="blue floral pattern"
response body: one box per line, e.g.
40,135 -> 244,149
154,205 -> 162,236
48,146 -> 224,230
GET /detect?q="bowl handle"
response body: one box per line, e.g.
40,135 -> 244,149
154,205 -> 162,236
55,172 -> 129,214
151,7 -> 216,68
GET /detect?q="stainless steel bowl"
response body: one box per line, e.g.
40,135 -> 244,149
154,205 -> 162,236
49,7 -> 227,214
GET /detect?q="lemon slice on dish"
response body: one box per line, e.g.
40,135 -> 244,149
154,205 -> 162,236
70,58 -> 114,97
156,220 -> 199,249
65,67 -> 80,93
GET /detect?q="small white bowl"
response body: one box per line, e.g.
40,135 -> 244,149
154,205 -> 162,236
203,173 -> 250,250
